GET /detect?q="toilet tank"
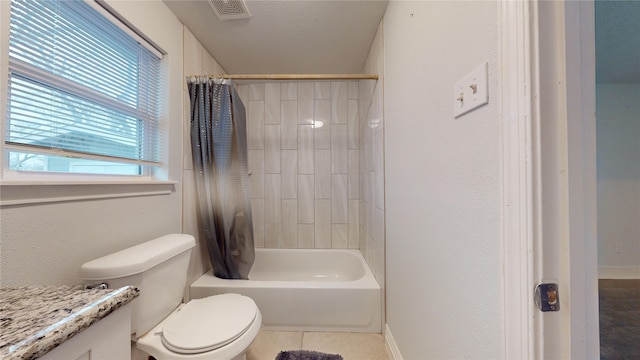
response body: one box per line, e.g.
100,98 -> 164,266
79,234 -> 196,338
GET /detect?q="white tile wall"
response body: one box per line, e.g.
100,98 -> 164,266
239,82 -> 360,249
331,125 -> 348,174
182,18 -> 385,331
248,150 -> 265,198
314,100 -> 331,149
248,101 -> 265,150
252,198 -> 265,248
249,84 -> 265,101
281,101 -> 298,149
314,150 -> 331,199
265,84 -> 281,125
182,28 -> 384,280
298,83 -> 314,124
265,125 -> 281,173
331,82 -> 348,124
314,199 -> 332,248
180,32 -> 386,323
332,224 -> 349,249
298,174 -> 315,224
359,81 -> 384,277
348,200 -> 360,249
314,82 -> 331,100
298,224 -> 315,249
282,199 -> 298,248
359,19 -> 385,329
331,174 -> 348,223
297,125 -> 315,174
281,83 -> 297,101
281,150 -> 298,199
348,150 -> 360,199
265,174 -> 282,224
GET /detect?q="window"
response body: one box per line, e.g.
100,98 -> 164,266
6,0 -> 162,176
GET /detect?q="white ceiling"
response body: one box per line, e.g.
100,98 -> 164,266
163,0 -> 637,82
163,0 -> 389,75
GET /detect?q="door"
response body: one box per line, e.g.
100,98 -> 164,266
501,1 -> 600,358
535,1 -> 600,358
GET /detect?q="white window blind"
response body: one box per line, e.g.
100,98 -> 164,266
6,0 -> 162,175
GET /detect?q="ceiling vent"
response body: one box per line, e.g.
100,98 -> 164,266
207,0 -> 251,20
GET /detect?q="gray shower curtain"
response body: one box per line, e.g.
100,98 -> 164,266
187,77 -> 254,279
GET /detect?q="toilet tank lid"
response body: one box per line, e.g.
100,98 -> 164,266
79,234 -> 196,281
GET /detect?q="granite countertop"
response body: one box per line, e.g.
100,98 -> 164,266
0,285 -> 139,360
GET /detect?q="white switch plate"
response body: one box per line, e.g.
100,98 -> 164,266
453,62 -> 488,118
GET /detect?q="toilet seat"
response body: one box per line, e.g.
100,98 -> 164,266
160,294 -> 258,355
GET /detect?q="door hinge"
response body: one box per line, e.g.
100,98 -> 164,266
534,283 -> 559,312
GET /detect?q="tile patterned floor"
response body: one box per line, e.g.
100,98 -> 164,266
599,279 -> 640,360
134,281 -> 639,360
246,331 -> 390,360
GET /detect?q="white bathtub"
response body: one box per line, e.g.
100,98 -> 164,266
190,248 -> 382,333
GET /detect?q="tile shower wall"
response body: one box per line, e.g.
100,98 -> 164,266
181,22 -> 383,288
236,82 -> 360,249
359,19 -> 385,322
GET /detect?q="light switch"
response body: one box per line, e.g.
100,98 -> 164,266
453,62 -> 488,118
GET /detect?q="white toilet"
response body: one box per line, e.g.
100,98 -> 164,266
79,234 -> 261,360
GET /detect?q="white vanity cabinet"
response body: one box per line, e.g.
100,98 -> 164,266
40,303 -> 132,360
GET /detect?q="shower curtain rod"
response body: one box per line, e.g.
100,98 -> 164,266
191,74 -> 379,81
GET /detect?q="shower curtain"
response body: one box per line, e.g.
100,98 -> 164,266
187,77 -> 254,279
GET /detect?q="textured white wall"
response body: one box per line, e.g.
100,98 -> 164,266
596,83 -> 640,277
236,81 -> 360,250
0,0 -> 184,286
383,1 -> 501,358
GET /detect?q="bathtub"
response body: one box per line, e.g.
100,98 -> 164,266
190,248 -> 381,333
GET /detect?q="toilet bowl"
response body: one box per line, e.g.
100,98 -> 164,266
79,234 -> 261,360
137,294 -> 262,360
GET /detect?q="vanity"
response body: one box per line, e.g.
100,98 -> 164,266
0,285 -> 139,360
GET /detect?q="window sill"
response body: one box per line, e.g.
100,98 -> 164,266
0,180 -> 177,206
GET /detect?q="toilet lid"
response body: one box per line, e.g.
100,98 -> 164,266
161,294 -> 258,354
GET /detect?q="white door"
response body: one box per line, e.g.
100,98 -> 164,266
501,1 -> 600,359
